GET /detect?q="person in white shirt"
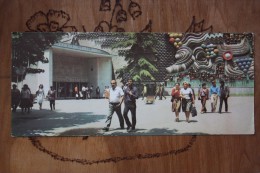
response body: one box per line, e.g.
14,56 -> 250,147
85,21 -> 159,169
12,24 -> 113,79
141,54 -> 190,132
180,82 -> 194,123
103,80 -> 125,131
81,85 -> 86,99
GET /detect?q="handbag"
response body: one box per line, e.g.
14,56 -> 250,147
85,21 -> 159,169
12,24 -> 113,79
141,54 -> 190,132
191,105 -> 197,117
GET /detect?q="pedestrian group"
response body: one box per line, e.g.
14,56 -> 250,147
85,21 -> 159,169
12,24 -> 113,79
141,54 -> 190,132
171,80 -> 230,123
12,79 -> 230,133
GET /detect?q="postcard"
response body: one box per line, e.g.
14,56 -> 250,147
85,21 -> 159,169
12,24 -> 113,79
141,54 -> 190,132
11,32 -> 254,136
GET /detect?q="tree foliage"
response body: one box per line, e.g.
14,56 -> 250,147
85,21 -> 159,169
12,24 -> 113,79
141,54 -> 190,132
12,32 -> 64,82
71,32 -> 161,83
112,33 -> 161,83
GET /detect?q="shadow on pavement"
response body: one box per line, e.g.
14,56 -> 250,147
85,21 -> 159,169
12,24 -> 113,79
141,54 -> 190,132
59,128 -> 101,136
178,120 -> 198,123
12,109 -> 106,136
100,128 -> 179,136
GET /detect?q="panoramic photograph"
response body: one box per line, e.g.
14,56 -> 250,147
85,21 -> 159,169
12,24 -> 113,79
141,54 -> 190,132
11,32 -> 254,136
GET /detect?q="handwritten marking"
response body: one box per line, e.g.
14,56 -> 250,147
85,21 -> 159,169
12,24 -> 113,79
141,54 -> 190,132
29,136 -> 197,165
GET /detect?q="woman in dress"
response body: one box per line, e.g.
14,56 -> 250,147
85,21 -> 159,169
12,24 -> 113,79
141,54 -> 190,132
171,83 -> 181,122
36,84 -> 45,110
180,82 -> 194,123
198,83 -> 209,113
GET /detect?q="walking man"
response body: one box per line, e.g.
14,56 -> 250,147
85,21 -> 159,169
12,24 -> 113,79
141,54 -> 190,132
154,83 -> 161,99
47,86 -> 56,111
218,80 -> 230,113
209,80 -> 219,112
159,83 -> 166,100
123,78 -> 138,131
103,80 -> 125,131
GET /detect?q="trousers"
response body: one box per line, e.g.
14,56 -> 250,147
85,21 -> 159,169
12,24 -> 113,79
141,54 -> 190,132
105,103 -> 124,128
123,102 -> 136,128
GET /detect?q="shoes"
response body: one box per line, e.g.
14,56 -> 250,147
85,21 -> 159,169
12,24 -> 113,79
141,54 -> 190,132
175,118 -> 179,122
126,126 -> 131,130
186,119 -> 190,123
127,127 -> 135,132
102,127 -> 109,131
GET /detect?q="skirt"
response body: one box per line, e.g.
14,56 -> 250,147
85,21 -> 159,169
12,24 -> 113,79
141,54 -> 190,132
172,98 -> 181,112
20,98 -> 31,108
182,99 -> 192,112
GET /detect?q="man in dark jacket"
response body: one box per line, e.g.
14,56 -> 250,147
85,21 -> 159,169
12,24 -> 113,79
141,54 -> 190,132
123,78 -> 138,131
218,80 -> 230,113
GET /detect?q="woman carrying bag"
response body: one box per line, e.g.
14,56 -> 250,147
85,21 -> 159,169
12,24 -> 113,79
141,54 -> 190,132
180,82 -> 195,123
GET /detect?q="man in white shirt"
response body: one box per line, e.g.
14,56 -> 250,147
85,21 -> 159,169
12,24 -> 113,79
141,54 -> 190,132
103,80 -> 125,131
81,85 -> 86,99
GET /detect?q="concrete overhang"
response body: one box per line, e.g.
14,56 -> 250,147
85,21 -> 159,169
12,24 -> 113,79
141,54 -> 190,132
52,42 -> 113,58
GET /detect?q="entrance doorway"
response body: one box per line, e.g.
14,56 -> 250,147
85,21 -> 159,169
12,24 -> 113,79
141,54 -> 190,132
53,81 -> 88,99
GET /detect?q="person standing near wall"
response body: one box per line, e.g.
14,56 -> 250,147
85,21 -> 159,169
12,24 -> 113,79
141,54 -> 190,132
218,80 -> 230,114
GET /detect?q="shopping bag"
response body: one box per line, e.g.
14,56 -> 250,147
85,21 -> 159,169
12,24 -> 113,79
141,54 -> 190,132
191,106 -> 197,117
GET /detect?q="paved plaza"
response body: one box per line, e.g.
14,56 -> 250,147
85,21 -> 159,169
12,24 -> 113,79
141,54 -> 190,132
12,96 -> 254,136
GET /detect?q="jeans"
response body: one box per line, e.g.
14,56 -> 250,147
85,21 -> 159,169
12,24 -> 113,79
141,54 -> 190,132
123,102 -> 136,128
105,103 -> 124,128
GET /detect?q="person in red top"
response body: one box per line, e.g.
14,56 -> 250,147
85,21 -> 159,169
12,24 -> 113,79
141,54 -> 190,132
74,85 -> 79,99
171,83 -> 181,122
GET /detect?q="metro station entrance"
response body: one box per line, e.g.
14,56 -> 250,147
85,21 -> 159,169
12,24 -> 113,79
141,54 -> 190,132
50,43 -> 113,100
